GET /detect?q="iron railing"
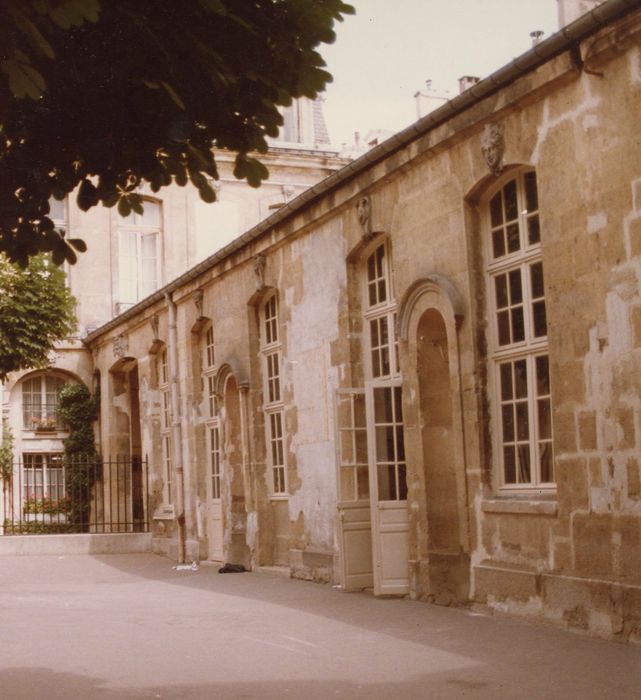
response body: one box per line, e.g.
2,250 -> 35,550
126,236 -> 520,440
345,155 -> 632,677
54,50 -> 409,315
1,455 -> 149,535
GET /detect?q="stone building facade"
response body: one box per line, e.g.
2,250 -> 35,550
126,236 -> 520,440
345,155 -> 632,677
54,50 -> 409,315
4,0 -> 641,642
1,97 -> 345,527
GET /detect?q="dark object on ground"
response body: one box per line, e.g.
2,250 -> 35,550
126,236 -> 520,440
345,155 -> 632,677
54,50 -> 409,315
218,563 -> 247,573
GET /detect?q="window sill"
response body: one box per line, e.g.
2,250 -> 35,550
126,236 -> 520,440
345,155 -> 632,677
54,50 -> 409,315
481,497 -> 557,516
269,495 -> 289,502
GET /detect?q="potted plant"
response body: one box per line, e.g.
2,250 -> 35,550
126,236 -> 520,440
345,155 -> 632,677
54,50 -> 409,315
31,416 -> 57,432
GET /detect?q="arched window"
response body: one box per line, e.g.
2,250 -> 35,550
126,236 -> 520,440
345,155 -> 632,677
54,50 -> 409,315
260,293 -> 286,495
118,199 -> 162,311
202,325 -> 220,500
22,373 -> 68,431
485,169 -> 553,490
363,241 -> 406,501
159,347 -> 173,504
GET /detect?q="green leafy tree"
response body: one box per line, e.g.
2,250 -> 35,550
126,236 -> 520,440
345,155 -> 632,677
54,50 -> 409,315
0,0 -> 354,265
0,252 -> 77,380
58,383 -> 99,531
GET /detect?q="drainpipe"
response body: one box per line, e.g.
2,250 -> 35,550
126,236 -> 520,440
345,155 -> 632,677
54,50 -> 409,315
165,291 -> 187,563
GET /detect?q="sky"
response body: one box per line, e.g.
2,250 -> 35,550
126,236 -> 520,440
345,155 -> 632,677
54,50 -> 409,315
320,0 -> 561,147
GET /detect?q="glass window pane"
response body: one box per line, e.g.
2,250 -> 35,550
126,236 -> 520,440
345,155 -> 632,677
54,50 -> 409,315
504,180 -> 518,221
377,464 -> 395,500
508,269 -> 522,304
500,363 -> 513,400
530,262 -> 544,298
357,465 -> 370,500
502,405 -> 515,441
341,466 -> 356,501
514,360 -> 528,398
524,171 -> 539,212
516,401 -> 530,441
373,387 -> 393,424
538,399 -> 551,439
494,275 -> 508,308
354,394 -> 366,428
396,426 -> 405,461
518,445 -> 531,482
532,301 -> 547,337
377,280 -> 386,304
504,446 -> 516,483
511,307 -> 525,342
492,228 -> 505,258
490,192 -> 503,227
340,431 -> 354,464
506,223 -> 520,253
535,355 -> 550,396
398,464 -> 408,500
355,430 -> 368,463
527,215 -> 540,245
393,387 -> 403,423
497,310 -> 511,346
380,347 -> 390,376
367,253 -> 376,282
375,426 -> 395,462
540,444 -> 553,482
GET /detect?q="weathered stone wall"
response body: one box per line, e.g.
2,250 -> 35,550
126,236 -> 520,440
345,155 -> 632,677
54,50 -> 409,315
85,8 -> 641,640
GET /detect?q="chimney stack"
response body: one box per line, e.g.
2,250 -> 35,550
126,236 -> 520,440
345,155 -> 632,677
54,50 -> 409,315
530,30 -> 545,46
458,76 -> 480,94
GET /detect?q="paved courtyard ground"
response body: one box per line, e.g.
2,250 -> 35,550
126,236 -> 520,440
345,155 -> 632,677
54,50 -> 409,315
1,553 -> 640,699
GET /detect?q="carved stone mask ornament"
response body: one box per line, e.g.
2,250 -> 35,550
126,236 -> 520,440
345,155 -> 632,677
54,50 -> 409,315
481,123 -> 505,176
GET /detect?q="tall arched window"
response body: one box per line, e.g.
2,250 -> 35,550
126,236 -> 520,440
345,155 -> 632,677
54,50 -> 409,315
486,169 -> 553,490
260,293 -> 286,495
22,373 -> 68,431
202,325 -> 220,500
363,241 -> 406,501
159,347 -> 173,504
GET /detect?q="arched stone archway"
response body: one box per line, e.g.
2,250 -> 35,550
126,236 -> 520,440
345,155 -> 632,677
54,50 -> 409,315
397,276 -> 470,604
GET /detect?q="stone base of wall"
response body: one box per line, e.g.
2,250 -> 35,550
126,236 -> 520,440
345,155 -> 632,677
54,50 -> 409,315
474,560 -> 641,643
152,536 -> 202,563
289,548 -> 333,583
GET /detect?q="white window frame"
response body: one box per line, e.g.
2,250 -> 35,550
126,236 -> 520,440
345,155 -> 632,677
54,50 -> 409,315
22,374 -> 68,431
117,200 -> 162,308
202,325 -> 221,502
159,347 -> 173,504
362,240 -> 407,504
260,293 -> 287,497
485,169 -> 554,493
22,452 -> 65,504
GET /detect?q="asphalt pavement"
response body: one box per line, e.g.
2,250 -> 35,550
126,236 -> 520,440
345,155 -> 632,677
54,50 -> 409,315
1,553 -> 640,699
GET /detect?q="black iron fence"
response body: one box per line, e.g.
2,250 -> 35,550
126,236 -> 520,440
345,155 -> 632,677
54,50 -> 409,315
1,455 -> 149,535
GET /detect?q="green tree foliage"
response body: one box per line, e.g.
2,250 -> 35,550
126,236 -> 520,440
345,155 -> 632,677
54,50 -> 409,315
59,382 -> 99,530
0,0 -> 354,265
0,420 -> 14,483
0,252 -> 77,379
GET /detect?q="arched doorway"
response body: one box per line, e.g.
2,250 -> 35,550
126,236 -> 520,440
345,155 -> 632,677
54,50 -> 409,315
417,309 -> 469,603
220,373 -> 250,568
397,276 -> 470,604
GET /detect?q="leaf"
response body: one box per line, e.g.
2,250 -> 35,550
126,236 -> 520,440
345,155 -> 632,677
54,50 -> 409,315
117,197 -> 131,218
9,8 -> 55,59
1,54 -> 46,99
67,238 -> 87,253
160,81 -> 186,110
197,180 -> 217,203
197,0 -> 227,15
77,179 -> 99,211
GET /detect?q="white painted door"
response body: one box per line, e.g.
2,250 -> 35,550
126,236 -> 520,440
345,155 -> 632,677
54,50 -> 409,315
207,423 -> 223,561
335,390 -> 374,590
366,381 -> 409,596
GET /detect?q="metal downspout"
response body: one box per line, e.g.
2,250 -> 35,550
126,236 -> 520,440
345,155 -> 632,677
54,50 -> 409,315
165,291 -> 187,563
